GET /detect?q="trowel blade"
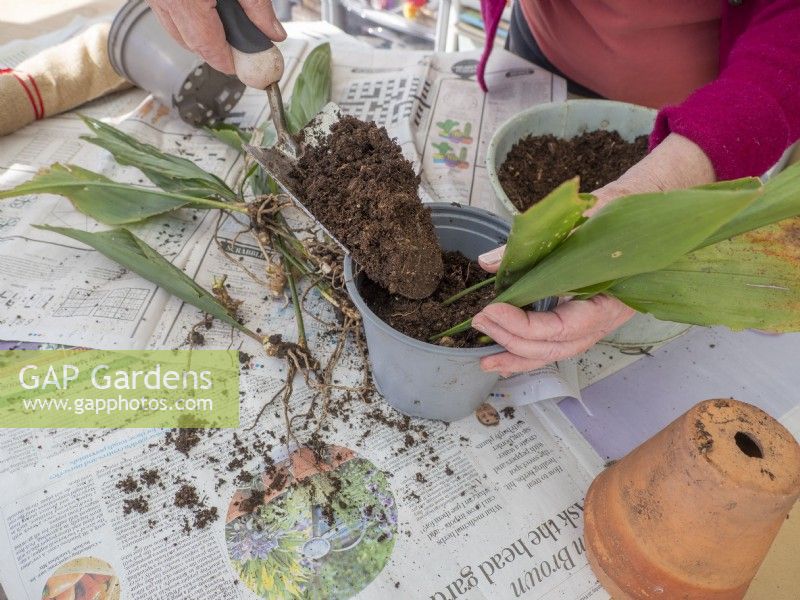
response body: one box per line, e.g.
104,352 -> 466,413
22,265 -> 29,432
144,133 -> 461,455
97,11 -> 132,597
244,102 -> 347,252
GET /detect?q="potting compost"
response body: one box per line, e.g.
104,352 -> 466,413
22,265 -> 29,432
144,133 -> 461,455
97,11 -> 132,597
1,12 -> 799,600
360,251 -> 495,347
294,114 -> 502,346
499,131 -> 648,211
295,116 -> 444,300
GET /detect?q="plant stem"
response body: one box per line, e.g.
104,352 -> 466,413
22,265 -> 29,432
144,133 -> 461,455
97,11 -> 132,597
287,267 -> 307,348
267,220 -> 343,309
429,317 -> 473,341
276,241 -> 313,276
442,276 -> 496,306
272,213 -> 310,253
277,236 -> 307,348
190,198 -> 250,213
241,327 -> 264,343
238,163 -> 259,200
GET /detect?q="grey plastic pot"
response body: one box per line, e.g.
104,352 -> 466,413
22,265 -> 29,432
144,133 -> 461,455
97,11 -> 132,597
344,203 -> 554,422
487,99 -> 691,349
108,0 -> 245,126
487,99 -> 657,220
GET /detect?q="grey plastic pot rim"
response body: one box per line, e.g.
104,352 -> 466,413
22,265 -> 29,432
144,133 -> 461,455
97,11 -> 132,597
108,0 -> 149,83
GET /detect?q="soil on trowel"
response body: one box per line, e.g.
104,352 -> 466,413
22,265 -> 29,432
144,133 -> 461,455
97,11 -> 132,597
499,130 -> 648,211
360,251 -> 495,347
294,116 -> 443,300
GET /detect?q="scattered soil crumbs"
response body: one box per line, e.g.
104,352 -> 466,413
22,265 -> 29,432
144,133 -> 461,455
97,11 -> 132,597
140,468 -> 161,487
360,251 -> 495,347
499,130 -> 648,211
123,496 -> 149,515
193,507 -> 218,529
165,427 -> 204,456
237,490 -> 266,514
174,484 -> 200,508
108,363 -> 476,534
294,116 -> 443,300
116,475 -> 139,494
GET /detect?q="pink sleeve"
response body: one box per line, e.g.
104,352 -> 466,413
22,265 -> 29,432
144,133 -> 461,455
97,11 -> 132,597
650,0 -> 800,180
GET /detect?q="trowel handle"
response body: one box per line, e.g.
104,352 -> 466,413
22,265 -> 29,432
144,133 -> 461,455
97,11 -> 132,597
216,0 -> 273,53
215,0 -> 285,89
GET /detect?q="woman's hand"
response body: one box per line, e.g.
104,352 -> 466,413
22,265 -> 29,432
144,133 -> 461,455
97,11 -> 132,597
474,246 -> 636,376
147,0 -> 287,75
476,133 -> 716,375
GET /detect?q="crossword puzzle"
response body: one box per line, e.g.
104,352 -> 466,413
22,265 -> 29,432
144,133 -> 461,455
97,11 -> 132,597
338,77 -> 422,125
54,287 -> 150,321
413,79 -> 433,127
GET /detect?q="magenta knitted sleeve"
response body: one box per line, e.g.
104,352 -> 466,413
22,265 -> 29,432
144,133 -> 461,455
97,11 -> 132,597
650,0 -> 800,180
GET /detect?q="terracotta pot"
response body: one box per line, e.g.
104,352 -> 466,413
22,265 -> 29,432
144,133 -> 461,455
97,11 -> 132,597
584,398 -> 800,599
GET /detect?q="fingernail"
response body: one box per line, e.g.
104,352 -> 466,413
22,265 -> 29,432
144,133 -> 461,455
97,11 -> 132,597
478,247 -> 503,265
274,21 -> 286,38
472,316 -> 487,333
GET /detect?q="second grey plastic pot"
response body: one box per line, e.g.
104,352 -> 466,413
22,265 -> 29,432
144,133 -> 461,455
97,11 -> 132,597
108,0 -> 245,125
487,99 -> 657,221
344,203 -> 554,422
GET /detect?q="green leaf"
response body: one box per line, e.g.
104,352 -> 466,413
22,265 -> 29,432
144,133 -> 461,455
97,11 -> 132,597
0,164 -> 238,225
496,178 -> 593,290
285,43 -> 332,134
494,187 -> 760,307
570,279 -> 619,300
205,122 -> 252,150
79,115 -> 237,201
701,162 -> 800,247
34,225 -> 246,331
693,177 -> 762,193
0,164 -> 241,225
610,221 -> 800,332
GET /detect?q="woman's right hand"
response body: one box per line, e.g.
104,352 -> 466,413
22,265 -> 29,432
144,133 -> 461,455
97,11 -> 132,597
146,0 -> 287,75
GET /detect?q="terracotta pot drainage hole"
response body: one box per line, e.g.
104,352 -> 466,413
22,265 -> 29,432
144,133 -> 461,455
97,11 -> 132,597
734,431 -> 763,458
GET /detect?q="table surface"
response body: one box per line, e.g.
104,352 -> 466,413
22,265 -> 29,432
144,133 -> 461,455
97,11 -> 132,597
1,3 -> 798,599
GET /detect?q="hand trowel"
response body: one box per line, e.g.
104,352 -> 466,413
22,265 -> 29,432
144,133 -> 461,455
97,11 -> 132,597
215,2 -> 443,300
215,0 -> 344,248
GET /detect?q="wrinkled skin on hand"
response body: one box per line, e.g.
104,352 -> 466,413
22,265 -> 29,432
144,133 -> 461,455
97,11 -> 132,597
147,0 -> 287,74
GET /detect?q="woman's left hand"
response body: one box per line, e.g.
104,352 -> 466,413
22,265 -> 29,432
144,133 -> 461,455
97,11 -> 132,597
473,246 -> 635,375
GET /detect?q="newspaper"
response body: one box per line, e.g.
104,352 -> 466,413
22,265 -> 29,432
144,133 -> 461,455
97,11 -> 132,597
0,21 -> 610,600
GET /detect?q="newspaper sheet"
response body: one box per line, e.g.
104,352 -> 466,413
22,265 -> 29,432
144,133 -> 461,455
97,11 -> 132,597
562,326 -> 800,460
0,21 -> 611,600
